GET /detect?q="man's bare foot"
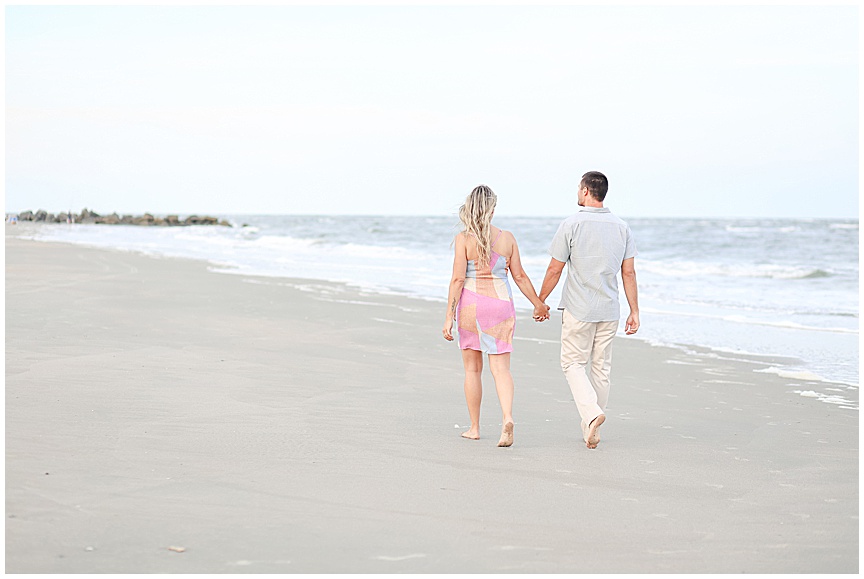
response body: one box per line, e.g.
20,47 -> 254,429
461,429 -> 479,440
586,414 -> 605,449
497,422 -> 514,447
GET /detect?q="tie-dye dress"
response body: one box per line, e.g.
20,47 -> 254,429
457,232 -> 516,354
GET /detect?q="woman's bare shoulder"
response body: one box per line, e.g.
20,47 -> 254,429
500,229 -> 519,245
454,231 -> 474,249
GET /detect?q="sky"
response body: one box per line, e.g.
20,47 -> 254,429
4,3 -> 860,218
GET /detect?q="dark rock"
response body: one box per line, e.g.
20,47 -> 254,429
80,208 -> 101,220
13,208 -> 226,227
79,208 -> 97,223
96,213 -> 121,225
132,214 -> 155,226
182,215 -> 222,226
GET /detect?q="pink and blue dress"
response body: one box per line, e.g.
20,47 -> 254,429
457,232 -> 516,354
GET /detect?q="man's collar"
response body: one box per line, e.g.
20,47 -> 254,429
579,206 -> 610,213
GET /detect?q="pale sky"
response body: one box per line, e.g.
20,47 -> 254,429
5,3 -> 859,218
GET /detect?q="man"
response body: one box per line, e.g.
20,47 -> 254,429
537,171 -> 639,449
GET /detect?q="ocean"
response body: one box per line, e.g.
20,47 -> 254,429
18,215 -> 859,401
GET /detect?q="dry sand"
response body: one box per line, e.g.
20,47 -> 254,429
5,230 -> 858,573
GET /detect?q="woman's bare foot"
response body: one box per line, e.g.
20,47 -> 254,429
461,429 -> 480,440
586,414 -> 605,449
497,422 -> 514,447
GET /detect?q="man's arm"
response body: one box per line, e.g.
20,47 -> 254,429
538,258 -> 566,303
621,257 -> 639,334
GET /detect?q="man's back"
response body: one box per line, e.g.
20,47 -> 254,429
548,207 -> 637,322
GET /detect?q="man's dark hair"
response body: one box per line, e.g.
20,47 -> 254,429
581,171 -> 609,202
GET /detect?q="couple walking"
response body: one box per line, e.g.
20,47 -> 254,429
442,171 -> 639,449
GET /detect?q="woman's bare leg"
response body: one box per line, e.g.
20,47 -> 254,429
461,349 -> 483,439
488,353 -> 515,446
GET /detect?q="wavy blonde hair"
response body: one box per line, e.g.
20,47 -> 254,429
459,185 -> 497,267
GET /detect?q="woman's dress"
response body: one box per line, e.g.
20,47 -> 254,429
457,232 -> 516,354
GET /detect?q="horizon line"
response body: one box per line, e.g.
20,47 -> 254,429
4,209 -> 860,221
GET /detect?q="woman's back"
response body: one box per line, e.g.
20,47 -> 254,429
457,227 -> 515,354
462,226 -> 513,258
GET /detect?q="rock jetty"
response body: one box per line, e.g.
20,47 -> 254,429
10,209 -> 231,227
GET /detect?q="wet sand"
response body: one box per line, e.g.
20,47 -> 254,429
5,231 -> 858,573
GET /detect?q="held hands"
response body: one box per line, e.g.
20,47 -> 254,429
533,302 -> 551,322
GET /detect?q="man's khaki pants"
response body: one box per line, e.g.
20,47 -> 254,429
560,309 -> 618,441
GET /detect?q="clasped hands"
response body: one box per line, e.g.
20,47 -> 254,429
533,302 -> 550,322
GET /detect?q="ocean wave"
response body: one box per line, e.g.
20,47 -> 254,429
657,298 -> 857,318
799,269 -> 832,279
792,390 -> 857,408
639,259 -> 835,280
723,225 -> 802,233
724,225 -> 802,233
755,367 -> 859,389
630,337 -> 859,392
640,307 -> 858,334
722,222 -> 857,234
253,235 -> 321,250
724,226 -> 764,233
721,315 -> 858,334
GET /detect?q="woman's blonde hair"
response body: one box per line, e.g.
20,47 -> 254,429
459,185 -> 497,267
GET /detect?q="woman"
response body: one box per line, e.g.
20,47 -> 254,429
442,185 -> 550,447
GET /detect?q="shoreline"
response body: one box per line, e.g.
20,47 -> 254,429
10,221 -> 858,392
5,231 -> 858,573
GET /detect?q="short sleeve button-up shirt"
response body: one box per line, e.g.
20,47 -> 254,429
548,207 -> 637,322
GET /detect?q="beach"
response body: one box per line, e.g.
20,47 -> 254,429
5,230 -> 858,573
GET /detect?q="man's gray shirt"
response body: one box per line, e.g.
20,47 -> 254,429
548,207 -> 637,322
